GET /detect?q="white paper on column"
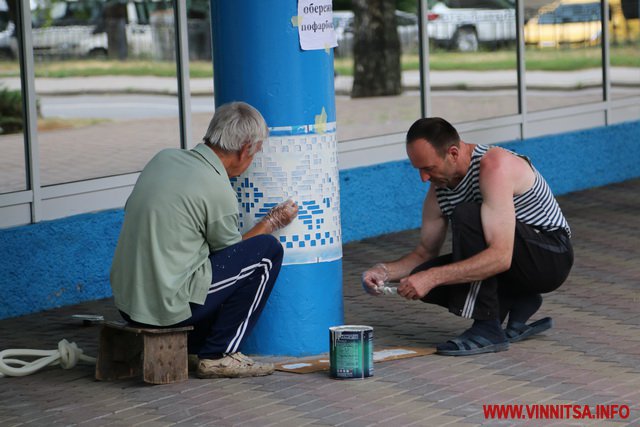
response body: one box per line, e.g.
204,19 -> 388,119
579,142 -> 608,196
297,0 -> 338,51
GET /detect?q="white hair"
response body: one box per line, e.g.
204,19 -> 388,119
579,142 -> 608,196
203,102 -> 268,153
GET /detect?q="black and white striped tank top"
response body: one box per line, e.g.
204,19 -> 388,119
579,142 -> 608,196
435,144 -> 571,237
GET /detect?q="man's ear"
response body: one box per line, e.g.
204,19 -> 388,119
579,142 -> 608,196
238,143 -> 252,161
448,145 -> 459,159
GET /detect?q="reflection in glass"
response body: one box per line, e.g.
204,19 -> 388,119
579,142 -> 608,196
333,7 -> 422,141
28,0 -> 182,187
610,0 -> 640,100
0,1 -> 26,194
188,0 -> 216,146
426,0 -> 519,123
524,0 -> 603,112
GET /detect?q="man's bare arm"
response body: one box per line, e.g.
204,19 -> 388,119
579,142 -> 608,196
385,185 -> 448,281
242,221 -> 272,240
398,149 -> 521,299
362,185 -> 448,295
242,200 -> 299,240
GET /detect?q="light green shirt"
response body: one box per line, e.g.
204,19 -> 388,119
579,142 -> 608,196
110,143 -> 242,325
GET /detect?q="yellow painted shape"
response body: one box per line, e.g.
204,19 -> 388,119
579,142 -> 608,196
315,107 -> 327,134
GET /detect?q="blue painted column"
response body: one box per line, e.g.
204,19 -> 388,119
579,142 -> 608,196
211,0 -> 343,355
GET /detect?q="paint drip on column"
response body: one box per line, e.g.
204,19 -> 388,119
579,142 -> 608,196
329,325 -> 373,379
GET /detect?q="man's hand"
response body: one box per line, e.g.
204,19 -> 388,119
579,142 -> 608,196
262,199 -> 299,232
398,270 -> 436,300
361,263 -> 389,296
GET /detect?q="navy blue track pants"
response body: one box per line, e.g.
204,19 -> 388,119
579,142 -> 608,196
414,202 -> 573,321
121,234 -> 283,358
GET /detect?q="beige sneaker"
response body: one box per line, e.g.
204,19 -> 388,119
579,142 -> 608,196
196,352 -> 275,379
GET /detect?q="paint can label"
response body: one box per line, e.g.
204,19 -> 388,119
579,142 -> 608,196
329,325 -> 373,379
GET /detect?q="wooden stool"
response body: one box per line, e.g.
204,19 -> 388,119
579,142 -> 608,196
95,321 -> 193,385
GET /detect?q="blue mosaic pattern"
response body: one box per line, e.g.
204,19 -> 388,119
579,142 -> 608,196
232,123 -> 341,265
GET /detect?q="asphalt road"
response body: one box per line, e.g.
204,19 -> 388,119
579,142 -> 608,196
40,94 -> 216,120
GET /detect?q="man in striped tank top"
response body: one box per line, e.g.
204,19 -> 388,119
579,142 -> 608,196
362,117 -> 573,356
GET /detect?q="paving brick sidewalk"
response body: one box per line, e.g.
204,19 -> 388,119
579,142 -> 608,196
1,179 -> 639,426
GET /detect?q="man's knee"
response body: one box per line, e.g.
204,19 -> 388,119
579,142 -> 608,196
248,234 -> 284,266
451,202 -> 481,227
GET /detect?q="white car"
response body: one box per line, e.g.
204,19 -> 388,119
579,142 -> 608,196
427,0 -> 517,51
28,0 -> 153,58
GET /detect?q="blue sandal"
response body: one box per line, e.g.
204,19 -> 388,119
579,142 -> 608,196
436,334 -> 510,356
505,317 -> 553,343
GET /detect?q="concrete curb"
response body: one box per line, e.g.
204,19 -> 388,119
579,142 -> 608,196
3,67 -> 637,97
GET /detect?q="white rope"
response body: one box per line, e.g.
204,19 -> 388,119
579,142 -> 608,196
0,339 -> 96,378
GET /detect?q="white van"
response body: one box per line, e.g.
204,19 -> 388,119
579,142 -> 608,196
27,0 -> 155,58
427,0 -> 517,51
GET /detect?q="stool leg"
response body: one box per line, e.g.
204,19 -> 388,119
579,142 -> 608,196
95,326 -> 143,381
142,332 -> 189,384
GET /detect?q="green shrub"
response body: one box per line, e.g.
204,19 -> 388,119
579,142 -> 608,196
0,85 -> 24,134
0,86 -> 42,134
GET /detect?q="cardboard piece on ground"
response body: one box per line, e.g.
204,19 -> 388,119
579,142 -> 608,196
275,347 -> 436,374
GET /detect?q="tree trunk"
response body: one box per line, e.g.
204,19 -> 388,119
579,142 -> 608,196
351,0 -> 401,98
104,1 -> 129,60
5,0 -> 17,33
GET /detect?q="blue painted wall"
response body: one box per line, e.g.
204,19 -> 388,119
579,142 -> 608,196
1,120 -> 639,320
0,210 -> 124,319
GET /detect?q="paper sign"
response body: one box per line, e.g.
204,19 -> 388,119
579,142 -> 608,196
297,0 -> 338,50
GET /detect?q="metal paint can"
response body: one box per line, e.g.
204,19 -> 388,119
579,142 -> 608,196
329,325 -> 373,379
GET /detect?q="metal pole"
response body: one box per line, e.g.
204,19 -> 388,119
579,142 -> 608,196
174,0 -> 193,149
516,0 -> 528,138
17,0 -> 41,222
418,0 -> 431,118
601,0 -> 611,125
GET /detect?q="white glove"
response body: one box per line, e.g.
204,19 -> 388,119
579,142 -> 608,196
361,263 -> 389,296
262,199 -> 299,232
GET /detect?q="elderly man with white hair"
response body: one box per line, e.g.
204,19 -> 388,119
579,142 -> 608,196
111,102 -> 298,378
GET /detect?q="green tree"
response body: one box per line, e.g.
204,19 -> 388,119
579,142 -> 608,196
333,0 -> 352,10
397,0 -> 418,13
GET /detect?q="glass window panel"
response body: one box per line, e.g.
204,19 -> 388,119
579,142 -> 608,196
31,0 -> 181,187
524,0 -> 603,112
334,6 -> 422,141
610,0 -> 639,100
0,2 -> 27,194
188,0 -> 215,144
427,0 -> 519,123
